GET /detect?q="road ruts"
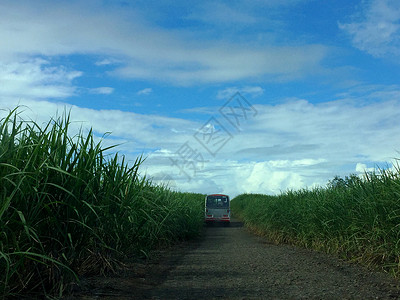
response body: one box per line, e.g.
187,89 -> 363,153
150,219 -> 400,300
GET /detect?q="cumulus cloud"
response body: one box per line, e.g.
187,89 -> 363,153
2,87 -> 400,197
243,162 -> 304,194
355,163 -> 375,173
339,0 -> 400,58
1,0 -> 399,197
241,97 -> 400,165
144,88 -> 400,196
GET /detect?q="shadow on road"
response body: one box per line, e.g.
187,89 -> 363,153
203,220 -> 243,228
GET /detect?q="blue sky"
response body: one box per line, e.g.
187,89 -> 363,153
1,0 -> 400,196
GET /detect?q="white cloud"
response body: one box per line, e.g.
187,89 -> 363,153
88,87 -> 114,95
267,159 -> 327,168
242,97 -> 400,165
95,58 -> 120,66
137,88 -> 153,96
243,162 -> 304,194
339,0 -> 400,58
0,97 -> 197,155
0,59 -> 81,99
0,1 -> 328,85
2,87 -> 400,197
144,87 -> 400,196
112,44 -> 326,85
355,163 -> 375,173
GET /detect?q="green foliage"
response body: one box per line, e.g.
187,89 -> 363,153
0,108 -> 205,298
231,168 -> 400,277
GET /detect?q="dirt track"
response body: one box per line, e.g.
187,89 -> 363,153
70,219 -> 400,299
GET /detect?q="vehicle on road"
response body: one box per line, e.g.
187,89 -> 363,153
205,194 -> 230,225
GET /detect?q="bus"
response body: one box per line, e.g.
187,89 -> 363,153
205,194 -> 230,225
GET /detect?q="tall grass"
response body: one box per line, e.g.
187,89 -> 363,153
231,169 -> 400,277
0,108 -> 205,298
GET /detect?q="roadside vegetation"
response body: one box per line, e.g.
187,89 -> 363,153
0,108 -> 205,299
231,170 -> 400,277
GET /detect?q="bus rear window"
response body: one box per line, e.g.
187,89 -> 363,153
206,196 -> 229,208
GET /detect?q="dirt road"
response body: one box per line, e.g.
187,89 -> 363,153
71,219 -> 400,299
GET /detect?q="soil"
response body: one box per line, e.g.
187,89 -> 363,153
66,219 -> 400,299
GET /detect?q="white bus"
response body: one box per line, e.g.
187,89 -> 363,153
205,194 -> 230,225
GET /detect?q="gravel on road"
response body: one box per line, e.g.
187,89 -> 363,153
68,219 -> 400,299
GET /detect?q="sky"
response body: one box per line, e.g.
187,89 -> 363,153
1,0 -> 400,197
